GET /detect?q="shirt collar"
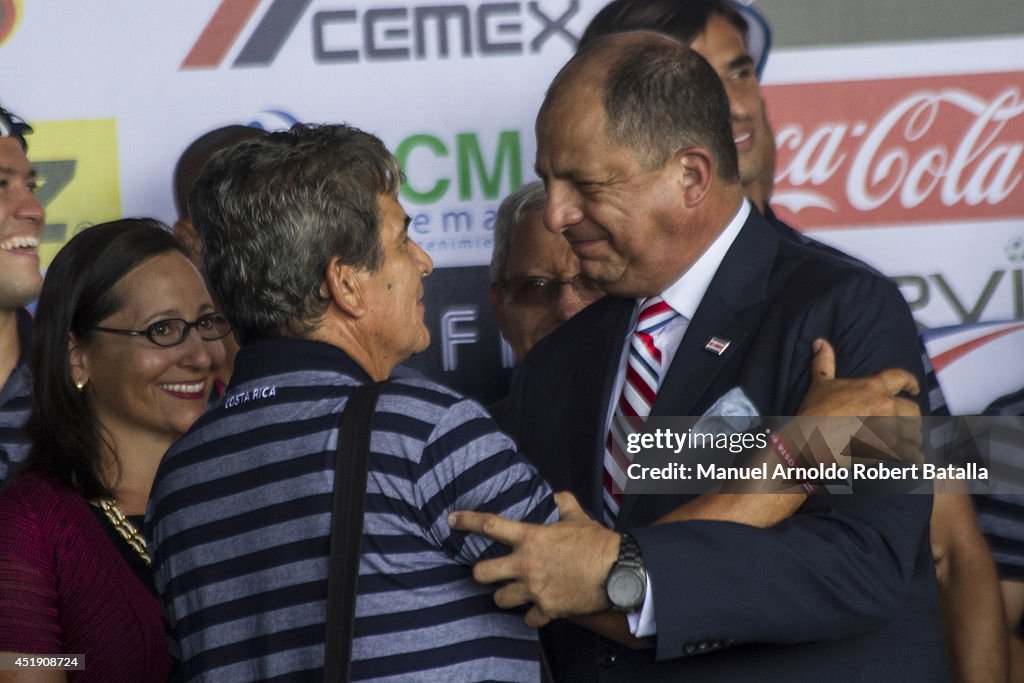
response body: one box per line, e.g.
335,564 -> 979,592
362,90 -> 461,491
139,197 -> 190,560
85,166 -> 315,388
229,337 -> 373,388
657,199 -> 750,319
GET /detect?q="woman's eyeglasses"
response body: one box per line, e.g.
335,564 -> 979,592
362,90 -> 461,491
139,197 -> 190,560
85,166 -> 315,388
91,313 -> 232,348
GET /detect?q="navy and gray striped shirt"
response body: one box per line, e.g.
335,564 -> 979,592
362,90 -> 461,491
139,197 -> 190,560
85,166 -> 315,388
148,338 -> 557,682
0,308 -> 33,486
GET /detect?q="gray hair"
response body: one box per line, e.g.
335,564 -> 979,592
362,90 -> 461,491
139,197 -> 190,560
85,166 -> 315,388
490,181 -> 547,283
189,123 -> 403,344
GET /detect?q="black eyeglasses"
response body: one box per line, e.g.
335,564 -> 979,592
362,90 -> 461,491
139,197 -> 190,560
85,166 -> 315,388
500,274 -> 605,306
91,313 -> 232,348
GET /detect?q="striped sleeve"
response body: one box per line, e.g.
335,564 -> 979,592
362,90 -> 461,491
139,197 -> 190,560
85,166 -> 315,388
374,382 -> 558,565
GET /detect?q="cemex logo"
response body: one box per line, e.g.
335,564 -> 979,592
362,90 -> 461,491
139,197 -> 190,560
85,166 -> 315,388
182,0 -> 579,70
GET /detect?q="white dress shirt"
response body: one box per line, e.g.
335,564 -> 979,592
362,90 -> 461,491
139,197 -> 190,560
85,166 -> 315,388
609,200 -> 751,637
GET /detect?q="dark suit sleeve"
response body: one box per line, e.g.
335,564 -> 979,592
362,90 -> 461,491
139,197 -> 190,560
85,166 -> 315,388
773,261 -> 930,416
634,495 -> 932,659
804,268 -> 929,413
633,266 -> 934,660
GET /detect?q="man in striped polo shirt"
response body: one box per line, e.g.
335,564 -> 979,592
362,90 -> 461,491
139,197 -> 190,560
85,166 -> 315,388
146,124 -> 558,682
0,104 -> 44,486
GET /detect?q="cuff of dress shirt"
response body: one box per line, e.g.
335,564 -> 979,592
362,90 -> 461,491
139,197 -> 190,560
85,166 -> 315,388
626,574 -> 656,638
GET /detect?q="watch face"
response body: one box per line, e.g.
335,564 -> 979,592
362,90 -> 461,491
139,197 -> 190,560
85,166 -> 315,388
607,567 -> 645,609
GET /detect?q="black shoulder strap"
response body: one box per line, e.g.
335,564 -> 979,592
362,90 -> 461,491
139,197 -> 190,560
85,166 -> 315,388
324,381 -> 386,683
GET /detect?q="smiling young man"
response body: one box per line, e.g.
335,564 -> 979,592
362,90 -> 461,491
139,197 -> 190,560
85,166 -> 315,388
0,104 -> 44,485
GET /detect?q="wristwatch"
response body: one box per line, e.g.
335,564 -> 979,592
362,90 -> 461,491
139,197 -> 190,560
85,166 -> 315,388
605,532 -> 647,611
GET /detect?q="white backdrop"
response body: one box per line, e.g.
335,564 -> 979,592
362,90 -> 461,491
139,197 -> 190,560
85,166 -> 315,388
2,0 -> 1021,410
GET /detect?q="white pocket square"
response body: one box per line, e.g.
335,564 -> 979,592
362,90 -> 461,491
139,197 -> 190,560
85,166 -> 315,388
694,387 -> 761,434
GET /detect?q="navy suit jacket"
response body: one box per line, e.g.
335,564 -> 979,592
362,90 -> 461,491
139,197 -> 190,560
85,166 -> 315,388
502,208 -> 948,681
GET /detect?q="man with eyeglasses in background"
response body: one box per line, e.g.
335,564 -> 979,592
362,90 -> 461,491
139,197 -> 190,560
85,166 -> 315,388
489,180 -> 605,365
0,104 -> 45,487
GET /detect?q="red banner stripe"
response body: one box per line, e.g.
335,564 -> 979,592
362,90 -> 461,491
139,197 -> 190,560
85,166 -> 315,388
181,0 -> 262,69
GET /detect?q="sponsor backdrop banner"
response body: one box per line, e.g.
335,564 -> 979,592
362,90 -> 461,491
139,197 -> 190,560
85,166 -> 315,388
1,2 -> 1021,409
762,38 -> 1024,413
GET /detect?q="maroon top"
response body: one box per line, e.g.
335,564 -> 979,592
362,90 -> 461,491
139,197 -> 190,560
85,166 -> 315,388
0,472 -> 171,682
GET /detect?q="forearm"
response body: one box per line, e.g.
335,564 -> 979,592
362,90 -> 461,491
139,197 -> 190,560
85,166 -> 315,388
568,488 -> 804,646
656,492 -> 804,527
653,415 -> 898,529
937,557 -> 1003,683
937,551 -> 1007,682
933,493 -> 1008,682
1003,581 -> 1024,683
635,494 -> 932,657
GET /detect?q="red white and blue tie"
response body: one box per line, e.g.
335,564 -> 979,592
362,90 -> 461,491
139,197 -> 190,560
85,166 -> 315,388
603,296 -> 678,526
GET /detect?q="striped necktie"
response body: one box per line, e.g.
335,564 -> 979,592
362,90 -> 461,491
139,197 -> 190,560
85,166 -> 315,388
603,296 -> 678,526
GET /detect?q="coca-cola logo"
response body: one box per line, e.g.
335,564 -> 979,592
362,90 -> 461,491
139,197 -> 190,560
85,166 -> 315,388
764,72 -> 1024,229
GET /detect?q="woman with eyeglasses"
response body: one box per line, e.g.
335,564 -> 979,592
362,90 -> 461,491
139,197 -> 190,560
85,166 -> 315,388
0,219 -> 228,682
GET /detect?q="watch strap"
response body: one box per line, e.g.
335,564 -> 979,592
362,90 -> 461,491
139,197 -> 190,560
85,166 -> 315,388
617,532 -> 644,568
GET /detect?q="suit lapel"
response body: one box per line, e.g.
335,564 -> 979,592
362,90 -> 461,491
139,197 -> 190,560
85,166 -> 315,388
653,211 -> 777,416
651,287 -> 750,417
616,211 -> 779,527
573,297 -> 635,518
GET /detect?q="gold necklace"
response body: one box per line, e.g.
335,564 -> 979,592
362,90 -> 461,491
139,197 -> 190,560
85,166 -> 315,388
98,499 -> 152,567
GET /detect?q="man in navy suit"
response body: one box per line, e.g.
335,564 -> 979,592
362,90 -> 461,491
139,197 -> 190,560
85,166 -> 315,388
577,3 -> 1004,679
451,32 -> 946,681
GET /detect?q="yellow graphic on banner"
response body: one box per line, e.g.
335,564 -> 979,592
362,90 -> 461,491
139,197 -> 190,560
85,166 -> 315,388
28,118 -> 122,269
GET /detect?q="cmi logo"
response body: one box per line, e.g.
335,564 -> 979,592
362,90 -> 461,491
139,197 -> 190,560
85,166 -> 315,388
0,0 -> 22,47
181,0 -> 579,69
